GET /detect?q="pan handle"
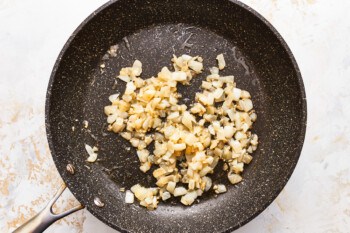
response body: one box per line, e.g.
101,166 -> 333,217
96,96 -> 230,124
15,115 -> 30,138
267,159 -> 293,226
13,184 -> 84,233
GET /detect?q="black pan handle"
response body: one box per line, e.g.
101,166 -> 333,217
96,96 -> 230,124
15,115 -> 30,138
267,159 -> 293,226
13,184 -> 84,233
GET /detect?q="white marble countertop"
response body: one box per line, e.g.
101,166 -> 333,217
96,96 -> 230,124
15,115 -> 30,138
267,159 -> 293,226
1,0 -> 349,232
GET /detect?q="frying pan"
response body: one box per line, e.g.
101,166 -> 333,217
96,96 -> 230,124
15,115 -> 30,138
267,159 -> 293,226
14,0 -> 307,232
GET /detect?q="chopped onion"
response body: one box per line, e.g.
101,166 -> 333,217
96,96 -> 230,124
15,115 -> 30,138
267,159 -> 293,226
209,67 -> 219,75
181,191 -> 198,205
171,71 -> 187,81
214,184 -> 227,194
166,181 -> 176,194
223,125 -> 235,139
85,144 -> 98,163
228,173 -> 242,184
161,191 -> 171,201
188,60 -> 203,73
109,93 -> 120,103
132,60 -> 142,76
182,111 -> 194,130
125,190 -> 135,203
104,54 -> 258,209
174,187 -> 187,197
118,75 -> 131,82
216,54 -> 226,70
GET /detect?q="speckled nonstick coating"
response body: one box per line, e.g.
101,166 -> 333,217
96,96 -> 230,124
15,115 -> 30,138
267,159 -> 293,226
45,0 -> 307,232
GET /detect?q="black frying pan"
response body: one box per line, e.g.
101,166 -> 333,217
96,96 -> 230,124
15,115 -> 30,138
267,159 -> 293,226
15,0 -> 306,232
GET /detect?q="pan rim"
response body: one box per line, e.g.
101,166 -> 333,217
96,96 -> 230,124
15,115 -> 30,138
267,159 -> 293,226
45,0 -> 307,232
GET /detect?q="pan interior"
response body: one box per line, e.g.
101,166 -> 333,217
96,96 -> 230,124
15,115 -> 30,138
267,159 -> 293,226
84,22 -> 267,210
46,0 -> 306,232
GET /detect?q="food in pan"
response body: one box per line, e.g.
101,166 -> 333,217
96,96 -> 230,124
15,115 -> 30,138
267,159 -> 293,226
104,54 -> 258,209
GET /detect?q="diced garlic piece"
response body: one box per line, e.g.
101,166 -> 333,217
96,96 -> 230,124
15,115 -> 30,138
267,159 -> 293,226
206,93 -> 214,105
104,105 -> 117,115
214,184 -> 227,194
112,117 -> 125,133
109,93 -> 120,103
228,173 -> 242,184
132,60 -> 142,76
234,131 -> 246,141
125,190 -> 135,203
153,167 -> 167,179
250,134 -> 258,146
137,149 -> 149,163
210,139 -> 219,149
133,78 -> 145,88
241,123 -> 249,133
201,81 -> 213,90
156,175 -> 175,187
250,112 -> 257,122
216,54 -> 226,70
130,138 -> 140,148
188,180 -> 195,190
181,54 -> 192,61
239,99 -> 253,112
182,111 -> 194,130
188,60 -> 203,73
202,176 -> 212,191
190,103 -> 206,115
120,132 -> 132,141
82,120 -> 89,129
223,125 -> 235,139
226,109 -> 235,122
242,154 -> 253,164
140,162 -> 151,173
230,139 -> 242,153
241,90 -> 251,99
198,119 -> 206,126
143,89 -> 156,101
212,121 -> 221,131
171,71 -> 187,81
166,181 -> 176,194
209,67 -> 219,75
125,82 -> 136,95
231,160 -> 244,173
169,131 -> 181,142
85,144 -> 98,163
212,81 -> 223,89
199,166 -> 212,177
174,143 -> 186,151
219,76 -> 234,84
213,88 -> 224,99
130,184 -> 141,195
168,111 -> 180,120
207,74 -> 220,82
185,133 -> 198,146
197,93 -> 208,106
164,125 -> 175,139
181,191 -> 198,205
213,148 -> 222,157
161,191 -> 171,201
189,161 -> 203,170
118,75 -> 131,82
137,141 -> 147,150
193,151 -> 206,162
107,114 -> 118,124
173,187 -> 187,197
232,88 -> 242,101
207,125 -> 214,136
